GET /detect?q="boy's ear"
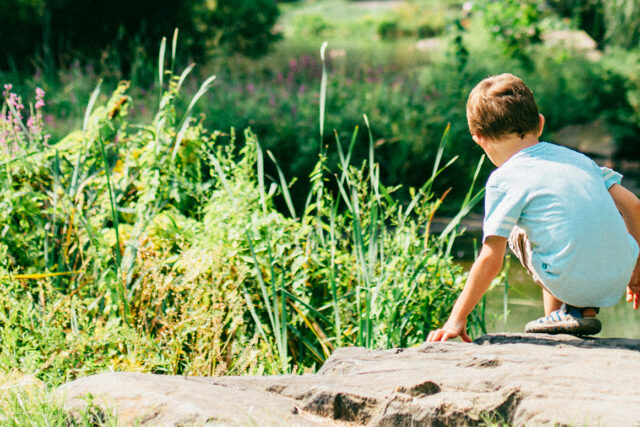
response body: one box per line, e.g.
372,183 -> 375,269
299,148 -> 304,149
472,134 -> 486,148
538,114 -> 545,137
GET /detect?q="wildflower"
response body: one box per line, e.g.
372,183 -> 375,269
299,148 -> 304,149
289,58 -> 298,73
35,88 -> 45,109
1,84 -> 48,148
2,84 -> 12,98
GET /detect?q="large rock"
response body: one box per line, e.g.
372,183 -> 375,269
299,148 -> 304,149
541,29 -> 601,60
58,333 -> 640,426
552,119 -> 616,159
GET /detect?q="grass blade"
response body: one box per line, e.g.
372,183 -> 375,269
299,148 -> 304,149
98,128 -> 121,269
267,150 -> 297,219
255,134 -> 267,213
171,28 -> 179,75
2,271 -> 81,280
176,63 -> 195,93
171,75 -> 216,163
363,114 -> 374,187
158,36 -> 166,100
319,41 -> 328,154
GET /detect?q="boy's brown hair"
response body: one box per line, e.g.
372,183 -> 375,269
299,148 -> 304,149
466,73 -> 540,139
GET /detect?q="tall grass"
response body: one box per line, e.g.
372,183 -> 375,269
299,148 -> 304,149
207,42 -> 487,369
0,374 -> 114,426
0,36 -> 487,386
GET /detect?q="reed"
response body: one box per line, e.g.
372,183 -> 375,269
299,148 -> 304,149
0,37 -> 489,381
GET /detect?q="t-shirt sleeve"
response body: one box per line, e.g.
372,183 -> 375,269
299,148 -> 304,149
600,167 -> 623,189
483,185 -> 524,242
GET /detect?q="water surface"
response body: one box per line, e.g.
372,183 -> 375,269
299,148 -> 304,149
463,261 -> 640,338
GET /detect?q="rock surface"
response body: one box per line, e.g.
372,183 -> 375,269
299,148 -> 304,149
58,333 -> 640,426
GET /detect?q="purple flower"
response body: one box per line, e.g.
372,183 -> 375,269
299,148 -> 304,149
297,85 -> 306,96
289,58 -> 298,73
3,84 -> 13,98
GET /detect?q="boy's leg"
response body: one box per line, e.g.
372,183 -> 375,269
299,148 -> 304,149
508,226 -> 597,323
542,288 -> 563,316
508,226 -> 557,313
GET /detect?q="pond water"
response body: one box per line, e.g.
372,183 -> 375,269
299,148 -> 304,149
465,260 -> 640,338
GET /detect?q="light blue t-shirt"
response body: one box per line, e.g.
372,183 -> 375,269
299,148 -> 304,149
483,142 -> 639,307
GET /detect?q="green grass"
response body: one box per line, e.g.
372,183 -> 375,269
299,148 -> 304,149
2,0 -> 639,415
0,32 -> 489,396
0,374 -> 115,426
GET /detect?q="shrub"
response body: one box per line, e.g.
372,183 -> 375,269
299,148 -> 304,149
0,0 -> 281,72
0,44 -> 486,384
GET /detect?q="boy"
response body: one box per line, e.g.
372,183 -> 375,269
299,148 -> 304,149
427,73 -> 640,342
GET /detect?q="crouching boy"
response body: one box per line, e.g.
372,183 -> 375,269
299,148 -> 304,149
428,73 -> 640,342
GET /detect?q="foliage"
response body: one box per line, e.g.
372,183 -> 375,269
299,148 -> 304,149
0,40 -> 486,387
376,2 -> 448,40
526,0 -> 640,49
476,0 -> 545,68
0,0 -> 281,72
5,0 -> 640,211
0,373 -> 114,425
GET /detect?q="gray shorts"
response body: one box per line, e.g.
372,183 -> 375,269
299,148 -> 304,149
508,226 -> 545,287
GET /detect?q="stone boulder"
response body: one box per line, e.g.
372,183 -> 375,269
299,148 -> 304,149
541,29 -> 601,60
552,119 -> 616,160
58,333 -> 640,426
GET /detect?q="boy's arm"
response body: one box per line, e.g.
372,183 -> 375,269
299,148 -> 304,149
427,236 -> 507,342
609,184 -> 640,309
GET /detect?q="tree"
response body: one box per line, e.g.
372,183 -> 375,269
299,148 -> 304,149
0,0 -> 281,72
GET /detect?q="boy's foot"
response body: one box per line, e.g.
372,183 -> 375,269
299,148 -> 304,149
524,303 -> 601,336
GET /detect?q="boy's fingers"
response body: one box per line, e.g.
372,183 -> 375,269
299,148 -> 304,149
427,329 -> 442,342
460,330 -> 472,343
627,287 -> 640,309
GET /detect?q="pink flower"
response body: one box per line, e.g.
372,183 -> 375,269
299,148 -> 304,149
289,58 -> 298,73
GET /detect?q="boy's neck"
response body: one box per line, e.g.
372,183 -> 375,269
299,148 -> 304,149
485,133 -> 540,167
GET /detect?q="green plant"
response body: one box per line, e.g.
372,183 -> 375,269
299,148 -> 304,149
0,373 -> 115,426
0,0 -> 281,72
0,32 -> 490,384
478,0 -> 544,68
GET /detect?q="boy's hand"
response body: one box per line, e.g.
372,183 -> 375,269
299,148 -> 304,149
609,184 -> 640,310
426,236 -> 507,343
626,260 -> 640,310
626,287 -> 639,310
427,318 -> 471,342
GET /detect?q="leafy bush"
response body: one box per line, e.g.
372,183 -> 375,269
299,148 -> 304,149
0,0 -> 280,71
291,13 -> 336,37
547,0 -> 640,49
376,2 -> 447,40
0,44 -> 486,385
0,373 -> 114,426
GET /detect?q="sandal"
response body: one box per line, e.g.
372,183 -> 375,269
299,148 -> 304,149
524,303 -> 601,336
